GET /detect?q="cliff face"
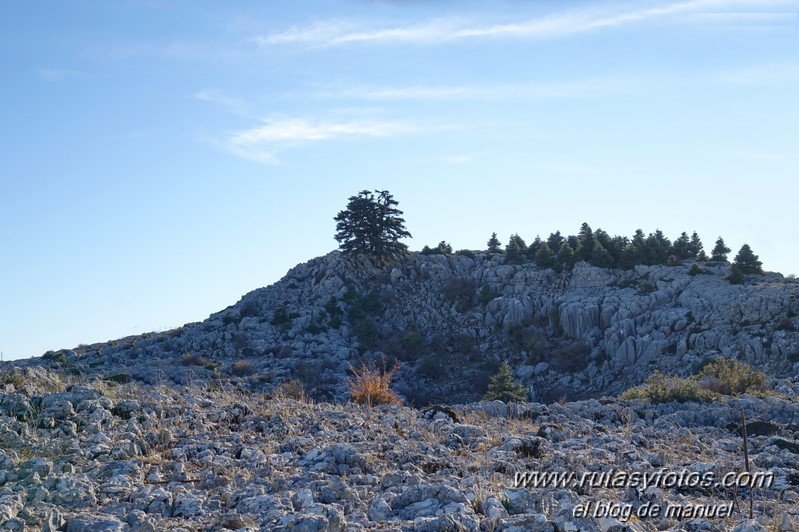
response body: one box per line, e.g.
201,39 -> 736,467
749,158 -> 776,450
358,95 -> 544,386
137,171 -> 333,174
23,252 -> 799,404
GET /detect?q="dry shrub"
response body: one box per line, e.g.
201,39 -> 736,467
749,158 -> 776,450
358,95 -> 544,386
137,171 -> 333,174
181,352 -> 208,367
231,360 -> 254,377
348,360 -> 402,407
273,379 -> 307,401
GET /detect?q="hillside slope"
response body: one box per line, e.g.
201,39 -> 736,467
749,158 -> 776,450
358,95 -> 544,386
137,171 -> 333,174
16,251 -> 799,404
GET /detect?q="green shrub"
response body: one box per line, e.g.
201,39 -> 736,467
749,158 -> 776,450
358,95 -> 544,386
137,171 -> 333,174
401,331 -> 426,359
441,277 -> 477,312
551,342 -> 591,373
324,297 -> 344,328
418,355 -> 446,379
696,356 -> 767,396
478,284 -> 495,306
303,323 -> 327,335
354,318 -> 380,352
42,351 -> 68,365
0,371 -> 26,389
348,291 -> 383,321
104,373 -> 132,384
621,371 -> 719,403
622,358 -> 769,403
271,307 -> 294,331
239,300 -> 260,318
688,263 -> 704,276
727,265 -> 744,285
637,282 -> 657,295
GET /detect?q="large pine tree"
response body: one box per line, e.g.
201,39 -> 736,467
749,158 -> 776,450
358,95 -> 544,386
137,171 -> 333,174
505,234 -> 528,265
687,231 -> 703,258
334,190 -> 412,264
673,232 -> 692,260
556,241 -> 576,272
486,232 -> 502,253
534,242 -> 554,269
711,237 -> 731,261
733,244 -> 763,274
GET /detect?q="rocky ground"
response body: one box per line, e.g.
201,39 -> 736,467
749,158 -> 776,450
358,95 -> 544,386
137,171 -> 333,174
2,252 -> 798,530
14,252 -> 798,407
0,366 -> 796,531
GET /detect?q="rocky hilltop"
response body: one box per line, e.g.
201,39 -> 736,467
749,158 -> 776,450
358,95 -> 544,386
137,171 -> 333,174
18,251 -> 798,404
1,251 -> 798,531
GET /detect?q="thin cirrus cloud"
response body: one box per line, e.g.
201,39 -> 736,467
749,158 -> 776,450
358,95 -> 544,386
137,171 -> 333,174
37,68 -> 83,82
257,0 -> 797,47
225,117 -> 414,164
315,78 -> 625,101
195,89 -> 251,116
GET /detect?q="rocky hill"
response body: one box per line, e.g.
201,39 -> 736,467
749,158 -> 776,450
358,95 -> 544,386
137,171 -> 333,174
16,251 -> 799,404
1,251 -> 798,531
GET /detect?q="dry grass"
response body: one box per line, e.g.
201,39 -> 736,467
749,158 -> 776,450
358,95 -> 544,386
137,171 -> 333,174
231,360 -> 254,377
272,379 -> 308,401
348,360 -> 402,407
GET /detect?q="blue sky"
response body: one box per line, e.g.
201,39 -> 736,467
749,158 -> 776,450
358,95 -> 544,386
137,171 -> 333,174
1,0 -> 797,360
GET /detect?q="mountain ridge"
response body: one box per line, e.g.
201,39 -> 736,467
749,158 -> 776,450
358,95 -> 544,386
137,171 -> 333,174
11,250 -> 799,404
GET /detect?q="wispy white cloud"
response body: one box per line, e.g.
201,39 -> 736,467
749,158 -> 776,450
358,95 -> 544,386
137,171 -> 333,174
258,0 -> 798,47
195,89 -> 250,116
684,11 -> 797,25
225,117 -> 414,164
37,68 -> 83,82
316,78 -> 625,101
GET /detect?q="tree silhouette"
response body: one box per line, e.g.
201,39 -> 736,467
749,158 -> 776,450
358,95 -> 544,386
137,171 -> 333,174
711,237 -> 731,261
334,190 -> 412,264
733,244 -> 763,274
688,231 -> 703,258
487,232 -> 502,253
505,234 -> 528,265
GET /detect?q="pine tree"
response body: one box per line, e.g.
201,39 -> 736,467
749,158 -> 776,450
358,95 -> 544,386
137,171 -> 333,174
673,232 -> 692,260
619,244 -> 642,270
487,232 -> 502,254
534,242 -> 554,269
711,237 -> 731,261
547,231 -> 564,252
556,241 -> 576,271
577,222 -> 595,262
688,231 -> 703,258
590,242 -> 615,268
727,264 -> 744,285
436,241 -> 453,255
334,190 -> 412,264
482,361 -> 527,402
643,230 -> 671,265
528,236 -> 542,258
732,244 -> 763,274
505,234 -> 528,265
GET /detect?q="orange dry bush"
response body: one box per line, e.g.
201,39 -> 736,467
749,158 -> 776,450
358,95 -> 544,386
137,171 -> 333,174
348,360 -> 402,407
